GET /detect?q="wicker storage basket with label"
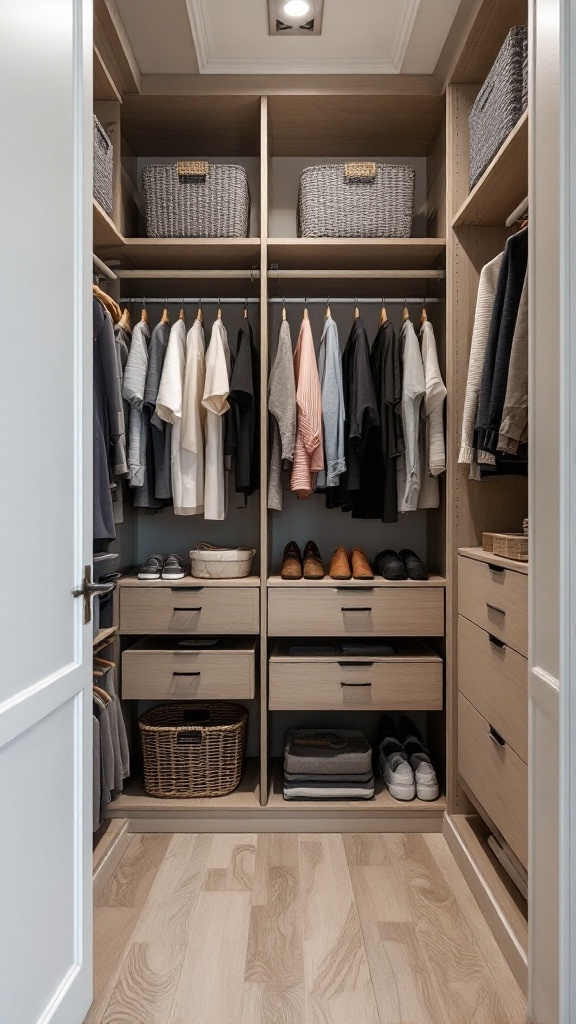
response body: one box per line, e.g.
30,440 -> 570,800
142,161 -> 250,238
298,162 -> 415,238
139,702 -> 248,798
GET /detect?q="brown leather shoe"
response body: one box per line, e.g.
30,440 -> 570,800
329,546 -> 352,580
303,540 -> 325,580
350,547 -> 374,580
280,540 -> 302,580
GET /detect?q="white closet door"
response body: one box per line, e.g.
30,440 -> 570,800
0,2 -> 93,1023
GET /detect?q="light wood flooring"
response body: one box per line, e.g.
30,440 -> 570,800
87,832 -> 527,1024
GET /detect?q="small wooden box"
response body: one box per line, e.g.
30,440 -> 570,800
492,533 -> 529,562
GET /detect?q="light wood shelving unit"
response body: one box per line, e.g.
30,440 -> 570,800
452,110 -> 528,227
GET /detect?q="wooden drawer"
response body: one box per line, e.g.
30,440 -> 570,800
269,642 -> 443,711
458,693 -> 527,868
458,615 -> 528,762
458,555 -> 527,657
119,584 -> 259,635
267,585 -> 444,638
122,639 -> 256,700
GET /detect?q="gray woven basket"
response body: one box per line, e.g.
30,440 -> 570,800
143,161 -> 250,238
93,116 -> 113,215
298,162 -> 415,238
468,25 -> 528,190
139,702 -> 247,798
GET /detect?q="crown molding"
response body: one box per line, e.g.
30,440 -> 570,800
186,0 -> 421,76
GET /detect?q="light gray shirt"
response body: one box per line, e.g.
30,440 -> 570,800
122,320 -> 150,488
316,316 -> 346,489
268,320 -> 296,511
397,319 -> 426,512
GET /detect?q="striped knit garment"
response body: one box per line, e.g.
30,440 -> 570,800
290,316 -> 324,498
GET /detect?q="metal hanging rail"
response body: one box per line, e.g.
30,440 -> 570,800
93,254 -> 117,281
119,296 -> 261,304
268,296 -> 442,304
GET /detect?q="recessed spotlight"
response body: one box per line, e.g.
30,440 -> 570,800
283,0 -> 310,17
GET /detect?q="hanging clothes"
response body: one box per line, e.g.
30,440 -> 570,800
291,316 -> 324,499
202,317 -> 231,520
225,317 -> 260,501
458,252 -> 504,479
139,319 -> 172,507
416,318 -> 447,509
326,315 -> 378,510
112,322 -> 131,524
93,297 -> 124,543
475,227 -> 528,455
268,319 -> 296,512
352,318 -> 402,523
156,318 -> 205,516
316,315 -> 346,489
122,317 -> 151,490
497,273 -> 529,453
397,317 -> 425,513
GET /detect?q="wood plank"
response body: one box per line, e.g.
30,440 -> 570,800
299,834 -> 380,1023
119,574 -> 260,587
458,546 -> 529,574
94,46 -> 122,103
93,198 -> 123,249
449,0 -> 528,84
85,907 -> 142,1024
170,892 -> 252,1024
452,112 -> 528,227
267,574 -> 446,587
202,834 -> 256,892
259,96 -> 270,809
121,95 -> 262,156
361,921 -> 445,1024
386,833 -> 523,1023
267,238 -> 446,272
268,94 -> 446,157
96,834 -> 172,909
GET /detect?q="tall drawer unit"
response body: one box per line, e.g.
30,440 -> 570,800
122,638 -> 256,700
267,579 -> 445,638
458,693 -> 528,867
458,549 -> 528,657
269,641 -> 443,711
118,578 -> 260,635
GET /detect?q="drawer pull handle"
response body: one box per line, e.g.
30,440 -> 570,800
341,606 -> 373,612
172,672 -> 201,678
338,661 -> 375,668
488,564 -> 505,575
488,635 -> 506,650
171,586 -> 204,593
337,586 -> 375,592
341,681 -> 372,687
173,606 -> 202,612
486,603 -> 506,617
488,725 -> 506,748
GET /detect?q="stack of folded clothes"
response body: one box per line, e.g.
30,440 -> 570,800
283,728 -> 374,800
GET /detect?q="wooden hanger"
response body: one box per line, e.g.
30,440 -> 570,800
217,298 -> 223,321
93,683 -> 112,705
119,307 -> 132,332
93,284 -> 121,324
421,305 -> 428,325
325,298 -> 331,320
178,298 -> 186,322
379,298 -> 387,326
303,297 -> 309,321
140,298 -> 149,325
161,302 -> 170,324
354,298 -> 360,319
94,656 -> 115,669
196,300 -> 204,325
243,301 -> 249,319
402,300 -> 410,323
282,296 -> 287,322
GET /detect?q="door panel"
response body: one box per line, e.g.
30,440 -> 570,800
0,1 -> 93,1022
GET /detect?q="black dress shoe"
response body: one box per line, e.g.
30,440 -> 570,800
399,549 -> 429,581
373,549 -> 407,580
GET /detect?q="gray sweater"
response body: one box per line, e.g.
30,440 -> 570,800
268,320 -> 296,511
316,316 -> 346,488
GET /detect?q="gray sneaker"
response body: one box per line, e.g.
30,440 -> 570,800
161,553 -> 186,580
411,752 -> 439,801
138,554 -> 164,580
382,751 -> 416,801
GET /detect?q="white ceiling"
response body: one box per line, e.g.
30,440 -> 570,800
114,0 -> 463,77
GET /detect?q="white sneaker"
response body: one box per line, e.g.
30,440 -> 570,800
383,751 -> 416,801
411,752 -> 439,801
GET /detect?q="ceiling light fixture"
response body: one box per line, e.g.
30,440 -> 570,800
283,0 -> 310,17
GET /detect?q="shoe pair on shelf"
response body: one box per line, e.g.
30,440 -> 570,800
373,549 -> 429,581
378,715 -> 439,802
280,541 -> 373,581
138,553 -> 185,580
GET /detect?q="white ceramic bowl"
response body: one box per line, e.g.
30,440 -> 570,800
189,544 -> 256,580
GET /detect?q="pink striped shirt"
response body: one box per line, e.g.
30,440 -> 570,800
291,317 -> 324,498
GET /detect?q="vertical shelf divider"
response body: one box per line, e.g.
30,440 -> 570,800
259,96 -> 269,806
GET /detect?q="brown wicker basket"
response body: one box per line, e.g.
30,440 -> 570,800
139,702 -> 247,798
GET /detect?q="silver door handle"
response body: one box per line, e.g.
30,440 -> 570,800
73,564 -> 116,624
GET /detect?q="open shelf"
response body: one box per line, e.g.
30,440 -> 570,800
93,199 -> 123,248
268,574 -> 446,588
118,574 -> 260,588
448,0 -> 528,85
267,238 -> 446,272
459,546 -> 528,574
94,233 -> 261,272
93,46 -> 122,103
452,111 -> 528,227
